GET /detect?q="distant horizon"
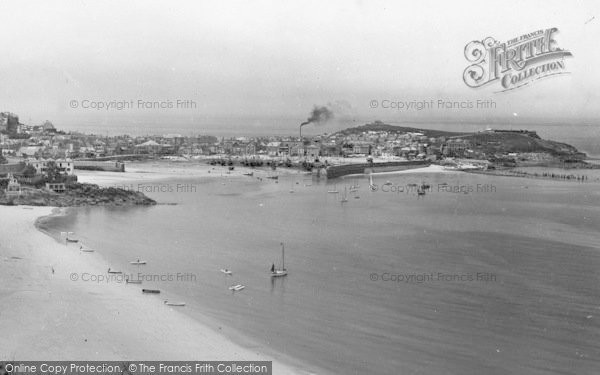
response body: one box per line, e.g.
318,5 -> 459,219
2,1 -> 599,133
46,116 -> 600,138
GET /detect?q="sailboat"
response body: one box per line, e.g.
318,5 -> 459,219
340,187 -> 348,203
349,179 -> 359,192
369,174 -> 377,191
271,242 -> 288,277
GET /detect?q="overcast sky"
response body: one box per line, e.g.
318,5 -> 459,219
0,0 -> 598,135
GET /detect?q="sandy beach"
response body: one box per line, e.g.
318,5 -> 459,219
0,206 -> 302,373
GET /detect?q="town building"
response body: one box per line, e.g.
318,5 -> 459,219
5,173 -> 22,196
45,182 -> 66,193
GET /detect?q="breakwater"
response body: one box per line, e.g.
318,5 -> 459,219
73,160 -> 125,172
316,160 -> 430,178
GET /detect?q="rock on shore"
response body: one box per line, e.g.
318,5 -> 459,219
0,183 -> 156,207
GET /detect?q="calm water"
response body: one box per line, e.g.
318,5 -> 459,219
41,168 -> 600,375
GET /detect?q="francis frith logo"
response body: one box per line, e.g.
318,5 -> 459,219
463,28 -> 572,92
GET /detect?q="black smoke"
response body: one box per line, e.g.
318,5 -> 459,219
300,105 -> 334,127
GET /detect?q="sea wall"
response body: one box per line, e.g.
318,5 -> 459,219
73,160 -> 125,172
321,160 -> 430,179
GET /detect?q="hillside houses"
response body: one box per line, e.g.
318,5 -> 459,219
1,109 -> 567,166
0,119 -> 446,162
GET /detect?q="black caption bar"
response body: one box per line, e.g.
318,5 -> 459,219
0,362 -> 272,375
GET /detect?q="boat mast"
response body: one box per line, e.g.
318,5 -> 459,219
281,242 -> 285,270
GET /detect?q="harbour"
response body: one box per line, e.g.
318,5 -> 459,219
37,165 -> 600,374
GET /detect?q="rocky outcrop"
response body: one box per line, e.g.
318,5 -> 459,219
0,183 -> 156,207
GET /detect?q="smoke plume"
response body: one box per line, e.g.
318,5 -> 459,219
300,105 -> 335,127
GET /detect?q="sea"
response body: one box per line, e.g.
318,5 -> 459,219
38,165 -> 600,375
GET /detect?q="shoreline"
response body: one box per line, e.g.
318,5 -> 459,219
74,159 -> 600,187
75,161 -> 307,188
465,168 -> 600,183
0,206 -> 307,374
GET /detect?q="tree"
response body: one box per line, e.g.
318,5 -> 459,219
22,164 -> 37,177
44,161 -> 63,183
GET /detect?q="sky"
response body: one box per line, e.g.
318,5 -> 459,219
0,0 -> 598,136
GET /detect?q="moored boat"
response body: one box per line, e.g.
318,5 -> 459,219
271,242 -> 288,277
126,276 -> 142,284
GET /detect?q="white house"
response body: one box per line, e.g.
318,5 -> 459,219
26,158 -> 75,176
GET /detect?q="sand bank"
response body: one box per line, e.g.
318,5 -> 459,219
0,206 -> 302,373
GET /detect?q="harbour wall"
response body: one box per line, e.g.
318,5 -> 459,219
317,160 -> 430,179
73,160 -> 125,172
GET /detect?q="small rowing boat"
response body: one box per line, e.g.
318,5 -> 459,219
228,284 -> 245,291
130,260 -> 147,265
327,184 -> 339,194
142,289 -> 160,294
164,300 -> 186,306
107,268 -> 122,274
125,276 -> 142,284
220,269 -> 232,275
